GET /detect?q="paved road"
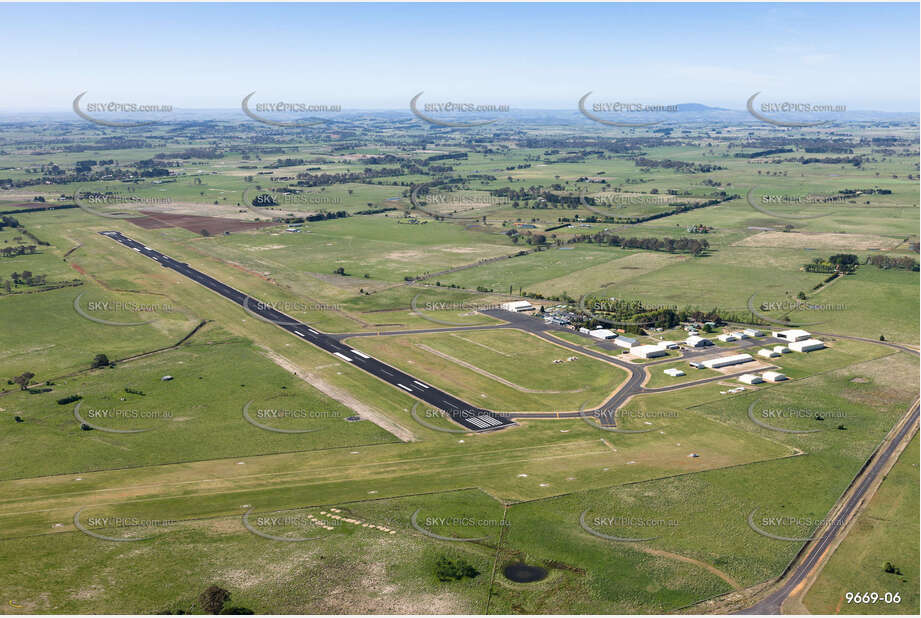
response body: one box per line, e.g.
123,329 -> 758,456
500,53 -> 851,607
736,399 -> 919,614
100,231 -> 515,433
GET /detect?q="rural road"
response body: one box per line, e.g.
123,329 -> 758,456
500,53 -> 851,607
100,231 -> 514,433
736,400 -> 919,615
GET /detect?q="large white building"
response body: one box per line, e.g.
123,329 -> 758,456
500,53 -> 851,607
701,353 -> 754,369
589,328 -> 617,340
664,367 -> 685,377
632,344 -> 667,359
501,300 -> 534,312
717,333 -> 738,343
773,345 -> 791,354
773,329 -> 812,342
738,373 -> 764,384
758,348 -> 780,358
657,341 -> 679,350
762,371 -> 788,382
685,335 -> 713,348
789,338 -> 826,352
743,328 -> 765,337
613,335 -> 638,349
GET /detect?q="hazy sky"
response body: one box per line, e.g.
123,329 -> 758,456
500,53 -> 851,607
2,2 -> 918,112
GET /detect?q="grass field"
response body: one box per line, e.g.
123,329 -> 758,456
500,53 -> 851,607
347,328 -> 626,412
803,434 -> 919,615
0,117 -> 917,615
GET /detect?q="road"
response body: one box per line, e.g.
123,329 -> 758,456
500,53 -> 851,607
736,400 -> 919,614
100,231 -> 515,433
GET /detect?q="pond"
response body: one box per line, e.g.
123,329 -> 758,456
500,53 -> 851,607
502,562 -> 548,583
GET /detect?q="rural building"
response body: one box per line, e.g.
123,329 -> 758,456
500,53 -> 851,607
656,341 -> 679,350
788,338 -> 826,352
685,335 -> 713,348
632,344 -> 667,359
701,353 -> 754,369
663,367 -> 685,377
579,327 -> 591,334
717,333 -> 738,342
758,348 -> 780,358
613,335 -> 638,348
589,328 -> 617,340
773,329 -> 811,342
731,331 -> 750,339
738,373 -> 763,384
501,300 -> 534,312
743,328 -> 765,337
762,371 -> 788,382
773,345 -> 791,354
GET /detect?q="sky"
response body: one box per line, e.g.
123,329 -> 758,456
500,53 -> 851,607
1,2 -> 918,112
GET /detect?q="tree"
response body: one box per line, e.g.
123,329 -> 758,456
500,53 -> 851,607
91,354 -> 110,369
199,586 -> 231,615
13,371 -> 34,391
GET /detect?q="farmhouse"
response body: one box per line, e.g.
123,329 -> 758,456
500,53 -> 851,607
501,300 -> 534,312
758,348 -> 780,358
738,373 -> 763,384
700,353 -> 754,369
663,367 -> 685,377
762,371 -> 788,382
773,329 -> 812,342
788,338 -> 826,352
685,335 -> 713,347
632,344 -> 667,359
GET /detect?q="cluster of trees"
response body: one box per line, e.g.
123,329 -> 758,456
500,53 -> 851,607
733,148 -> 794,158
565,232 -> 710,255
633,157 -> 725,174
0,245 -> 38,258
159,585 -> 253,614
804,254 -> 859,274
867,255 -> 919,271
434,556 -> 479,582
6,270 -> 47,287
295,167 -> 403,187
0,215 -> 21,230
780,155 -> 864,166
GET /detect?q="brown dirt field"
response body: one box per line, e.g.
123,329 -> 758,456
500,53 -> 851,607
733,231 -> 901,250
129,211 -> 276,235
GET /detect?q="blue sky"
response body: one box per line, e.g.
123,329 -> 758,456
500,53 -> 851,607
2,2 -> 918,111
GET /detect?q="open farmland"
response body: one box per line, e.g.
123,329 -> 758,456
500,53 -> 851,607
0,4 -> 918,614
